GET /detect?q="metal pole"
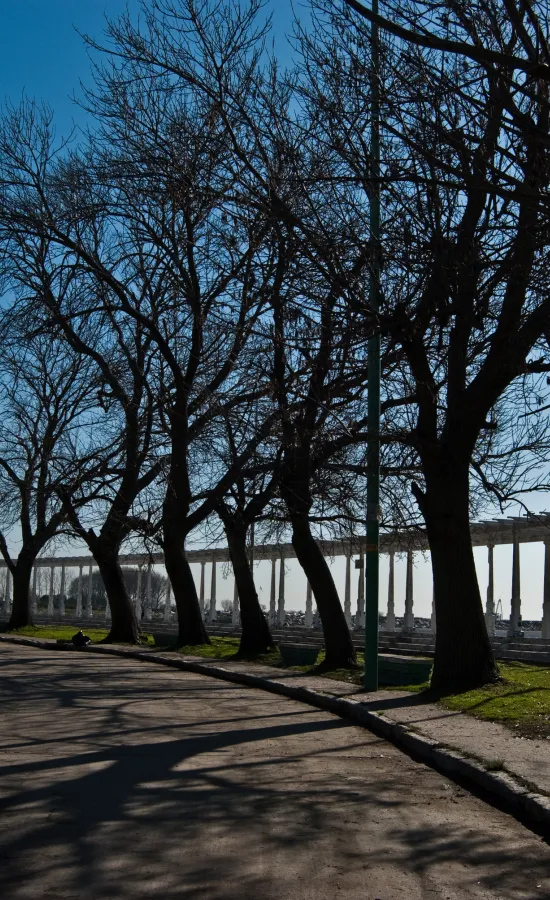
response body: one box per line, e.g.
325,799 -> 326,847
364,0 -> 381,691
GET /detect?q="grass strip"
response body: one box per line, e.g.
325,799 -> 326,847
440,662 -> 550,738
2,624 -> 155,645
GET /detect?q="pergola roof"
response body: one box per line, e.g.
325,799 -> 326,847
4,513 -> 550,569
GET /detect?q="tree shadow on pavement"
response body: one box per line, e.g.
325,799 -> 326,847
0,646 -> 548,900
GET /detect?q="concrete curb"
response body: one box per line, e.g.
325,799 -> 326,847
2,634 -> 549,835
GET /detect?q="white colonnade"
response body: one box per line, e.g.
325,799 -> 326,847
3,513 -> 550,639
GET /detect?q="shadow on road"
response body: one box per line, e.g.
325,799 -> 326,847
0,647 -> 548,900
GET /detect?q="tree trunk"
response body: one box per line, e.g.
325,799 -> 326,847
225,522 -> 274,656
7,553 -> 34,629
94,546 -> 140,644
291,514 -> 357,669
163,528 -> 210,647
420,461 -> 499,694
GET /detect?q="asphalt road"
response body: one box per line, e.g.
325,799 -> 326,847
0,643 -> 548,900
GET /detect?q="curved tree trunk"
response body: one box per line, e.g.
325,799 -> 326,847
163,529 -> 210,647
225,522 -> 274,656
420,462 -> 498,694
93,546 -> 140,644
7,553 -> 34,630
280,446 -> 356,669
291,514 -> 356,669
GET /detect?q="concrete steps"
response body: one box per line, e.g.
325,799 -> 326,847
495,648 -> 550,665
506,641 -> 550,651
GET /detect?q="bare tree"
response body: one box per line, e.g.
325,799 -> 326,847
295,0 -> 550,690
80,0 -> 417,668
0,318 -> 101,628
214,400 -> 278,656
0,153 -> 165,643
0,81 -> 283,646
68,567 -> 169,613
54,309 -> 164,645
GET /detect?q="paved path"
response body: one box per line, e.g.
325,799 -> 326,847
0,643 -> 549,900
176,653 -> 550,799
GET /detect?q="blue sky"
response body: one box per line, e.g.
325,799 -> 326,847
1,0 -> 549,621
0,0 -> 302,138
0,1 -> 137,134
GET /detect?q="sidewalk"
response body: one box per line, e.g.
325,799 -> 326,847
2,634 -> 550,831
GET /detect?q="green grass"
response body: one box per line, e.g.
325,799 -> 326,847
168,636 -> 321,670
439,662 -> 550,738
161,634 -> 282,666
1,624 -> 109,642
160,635 -> 242,658
2,624 -> 155,645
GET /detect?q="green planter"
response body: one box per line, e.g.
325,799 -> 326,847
279,643 -> 320,666
150,632 -> 174,648
378,654 -> 432,686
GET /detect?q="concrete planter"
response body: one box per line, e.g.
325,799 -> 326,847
279,643 -> 321,666
378,653 -> 432,686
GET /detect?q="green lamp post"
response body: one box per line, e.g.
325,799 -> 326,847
364,0 -> 381,691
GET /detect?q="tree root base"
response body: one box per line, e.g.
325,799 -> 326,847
314,658 -> 360,674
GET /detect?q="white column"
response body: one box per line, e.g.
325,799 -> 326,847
403,550 -> 415,631
508,532 -> 522,637
344,554 -> 352,626
385,552 -> 395,631
232,577 -> 239,627
356,553 -> 365,629
430,582 -> 436,634
305,581 -> 313,627
164,581 -> 171,623
86,564 -> 94,619
278,556 -> 285,625
5,568 -> 11,615
31,566 -> 38,616
145,563 -> 152,622
485,544 -> 495,635
208,558 -> 217,623
249,521 -> 255,570
105,590 -> 111,621
76,565 -> 83,618
48,566 -> 55,617
199,561 -> 206,618
542,541 -> 550,639
269,558 -> 277,625
135,567 -> 142,621
59,564 -> 65,616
